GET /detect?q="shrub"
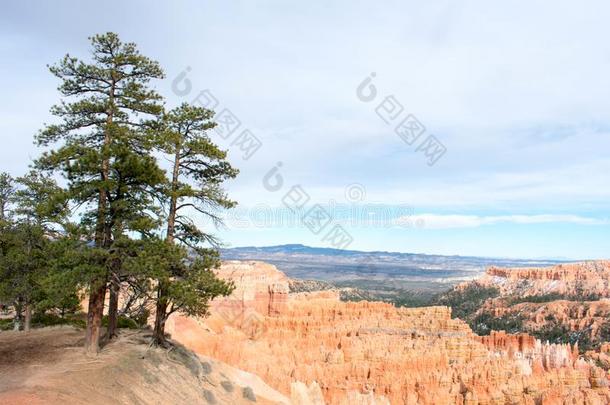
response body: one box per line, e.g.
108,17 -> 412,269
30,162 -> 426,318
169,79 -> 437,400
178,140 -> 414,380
101,315 -> 139,329
31,312 -> 86,329
0,318 -> 13,331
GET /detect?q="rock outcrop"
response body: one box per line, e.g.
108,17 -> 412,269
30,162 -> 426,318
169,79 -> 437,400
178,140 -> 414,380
483,299 -> 610,341
213,260 -> 290,316
477,330 -> 580,370
167,261 -> 610,405
480,261 -> 610,297
449,261 -> 610,349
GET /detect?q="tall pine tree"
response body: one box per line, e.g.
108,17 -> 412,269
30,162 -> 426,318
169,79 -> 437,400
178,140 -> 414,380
151,103 -> 238,345
103,128 -> 166,340
36,33 -> 164,352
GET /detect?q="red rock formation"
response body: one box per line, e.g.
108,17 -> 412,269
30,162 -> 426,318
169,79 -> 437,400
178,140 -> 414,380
480,261 -> 610,297
477,330 -> 580,371
167,261 -> 610,405
212,260 -> 289,316
453,261 -> 610,350
482,299 -> 610,341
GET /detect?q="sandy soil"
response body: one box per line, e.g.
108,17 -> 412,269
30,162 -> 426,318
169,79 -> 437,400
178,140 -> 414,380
0,327 -> 289,405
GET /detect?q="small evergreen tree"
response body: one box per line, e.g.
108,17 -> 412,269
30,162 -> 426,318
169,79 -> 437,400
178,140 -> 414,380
0,172 -> 14,223
0,172 -> 15,319
0,171 -> 65,331
0,223 -> 47,331
128,238 -> 233,346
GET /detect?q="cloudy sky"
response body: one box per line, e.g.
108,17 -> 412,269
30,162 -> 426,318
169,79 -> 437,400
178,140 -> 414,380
1,1 -> 609,259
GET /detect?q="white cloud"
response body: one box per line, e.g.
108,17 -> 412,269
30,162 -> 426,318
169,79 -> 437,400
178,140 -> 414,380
395,214 -> 608,229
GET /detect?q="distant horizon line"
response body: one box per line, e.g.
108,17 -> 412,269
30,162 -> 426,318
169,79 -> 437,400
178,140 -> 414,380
221,243 -> 588,262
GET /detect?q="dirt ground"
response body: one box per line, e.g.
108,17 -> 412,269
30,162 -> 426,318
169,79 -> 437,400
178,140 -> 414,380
0,327 -> 87,400
0,327 -> 289,405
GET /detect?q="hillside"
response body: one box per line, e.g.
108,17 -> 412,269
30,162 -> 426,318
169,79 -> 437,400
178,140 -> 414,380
0,327 -> 290,405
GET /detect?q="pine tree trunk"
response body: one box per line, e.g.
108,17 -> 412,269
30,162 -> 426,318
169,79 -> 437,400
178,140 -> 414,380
106,275 -> 120,339
153,295 -> 168,346
85,281 -> 107,353
106,210 -> 124,341
13,300 -> 22,331
87,189 -> 108,352
24,304 -> 32,332
165,145 -> 181,244
152,145 -> 181,346
85,74 -> 115,353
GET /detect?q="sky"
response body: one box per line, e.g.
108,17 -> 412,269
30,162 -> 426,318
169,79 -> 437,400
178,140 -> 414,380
1,1 -> 609,259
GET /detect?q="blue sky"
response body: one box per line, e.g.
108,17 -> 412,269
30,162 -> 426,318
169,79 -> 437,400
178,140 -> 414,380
1,1 -> 609,259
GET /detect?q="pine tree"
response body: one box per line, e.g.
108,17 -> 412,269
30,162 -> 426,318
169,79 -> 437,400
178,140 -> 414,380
0,172 -> 14,223
132,238 -> 234,346
0,172 -> 15,326
159,103 -> 238,246
103,130 -> 166,339
35,32 -> 164,352
151,103 -> 238,345
0,171 -> 65,331
0,223 -> 47,331
13,171 -> 68,232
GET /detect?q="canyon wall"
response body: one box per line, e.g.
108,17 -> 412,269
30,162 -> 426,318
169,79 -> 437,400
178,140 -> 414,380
481,261 -> 610,297
167,261 -> 610,405
452,260 -> 610,347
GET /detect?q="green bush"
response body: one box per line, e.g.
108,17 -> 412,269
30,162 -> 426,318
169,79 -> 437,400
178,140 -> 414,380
0,318 -> 13,331
1,312 -> 142,331
101,315 -> 139,329
31,312 -> 86,329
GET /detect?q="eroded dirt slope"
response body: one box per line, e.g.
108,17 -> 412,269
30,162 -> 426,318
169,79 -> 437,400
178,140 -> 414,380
0,326 -> 289,405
